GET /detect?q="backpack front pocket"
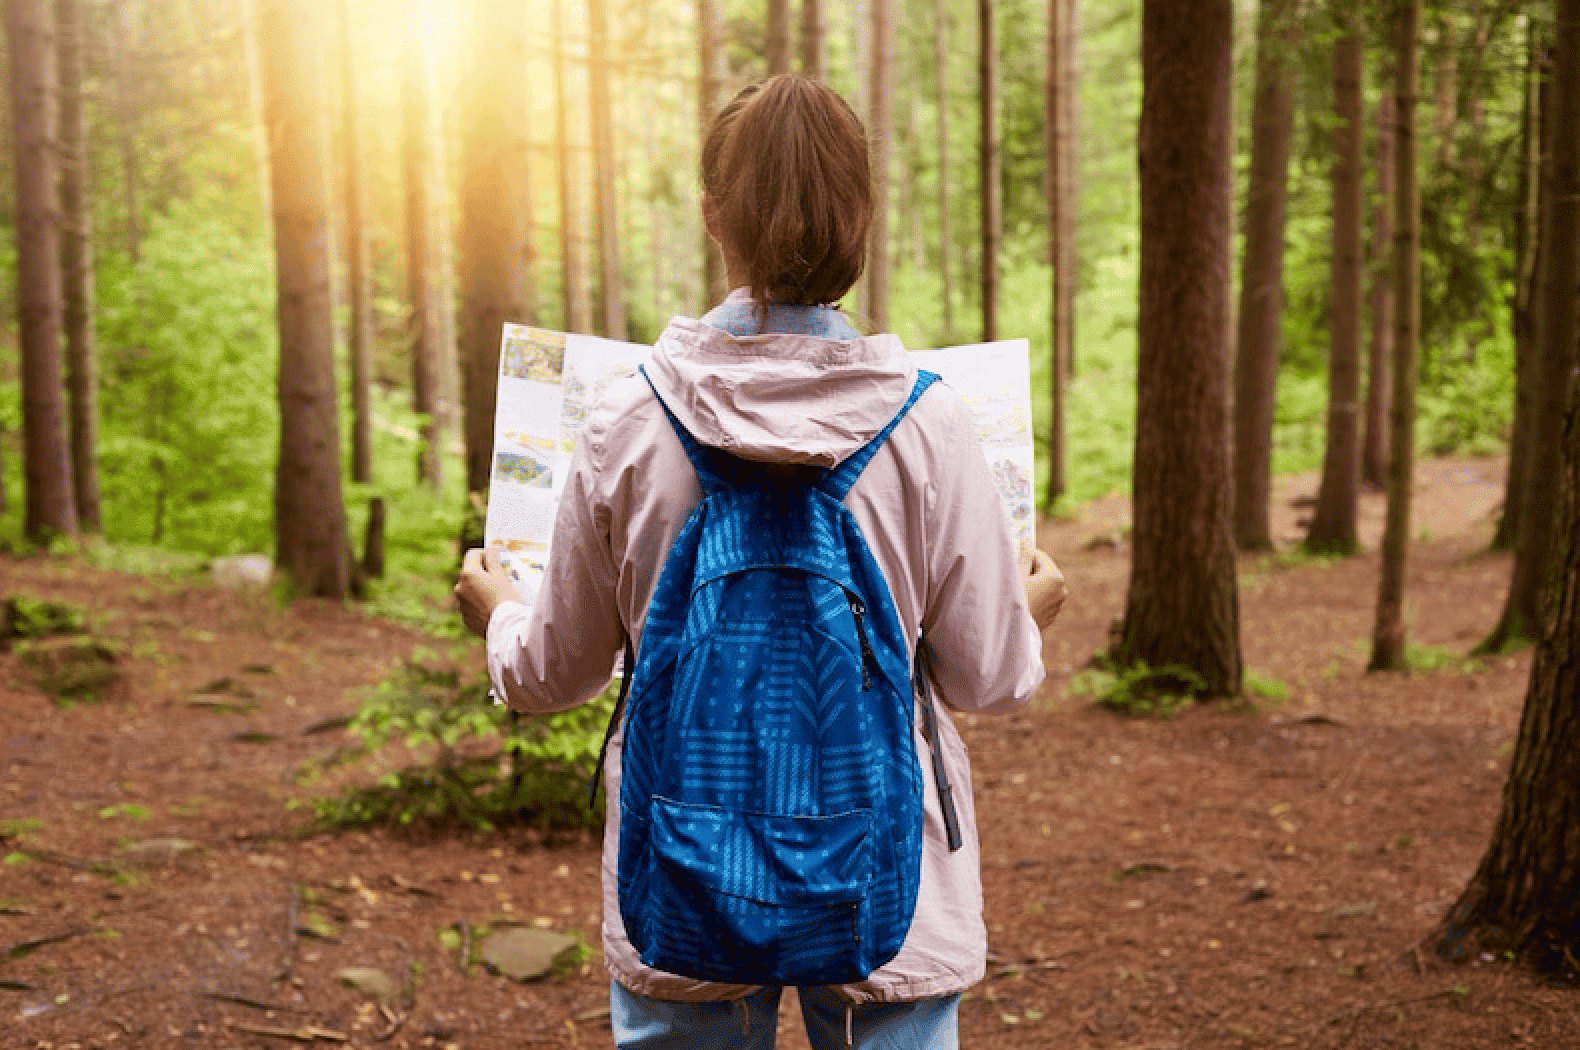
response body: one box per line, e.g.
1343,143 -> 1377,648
632,796 -> 878,985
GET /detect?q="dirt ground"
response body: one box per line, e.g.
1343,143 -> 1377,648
5,454 -> 1579,1050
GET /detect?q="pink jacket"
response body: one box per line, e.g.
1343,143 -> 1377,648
485,315 -> 1045,1003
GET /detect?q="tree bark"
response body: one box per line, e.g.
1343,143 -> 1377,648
1043,0 -> 1073,508
56,0 -> 99,535
460,0 -> 534,496
588,0 -> 626,339
556,0 -> 594,331
257,0 -> 353,599
1495,32 -> 1548,553
800,0 -> 825,79
1480,2 -> 1580,655
1362,88 -> 1395,489
110,0 -> 140,264
1306,7 -> 1364,555
867,0 -> 894,331
935,0 -> 952,342
698,0 -> 728,308
403,0 -> 442,487
1232,0 -> 1298,552
1369,0 -> 1422,673
767,0 -> 790,74
1428,6 -> 1580,967
978,0 -> 1000,342
1117,0 -> 1241,698
337,0 -> 374,486
7,0 -> 78,542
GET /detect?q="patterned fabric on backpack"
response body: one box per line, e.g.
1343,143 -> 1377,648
615,367 -> 942,986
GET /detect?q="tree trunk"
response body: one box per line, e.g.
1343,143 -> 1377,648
978,0 -> 999,342
1362,88 -> 1395,489
110,0 -> 140,264
800,0 -> 825,79
1059,0 -> 1079,379
258,0 -> 353,600
1427,6 -> 1580,967
1495,32 -> 1548,553
699,0 -> 728,308
1232,0 -> 1298,553
1043,0 -> 1073,509
240,0 -> 272,226
557,0 -> 594,331
1480,2 -> 1580,655
7,0 -> 78,542
935,0 -> 952,342
56,0 -> 99,535
1306,8 -> 1364,555
460,0 -> 534,496
866,0 -> 893,331
403,0 -> 442,487
1368,0 -> 1422,672
338,0 -> 374,486
767,0 -> 790,74
588,0 -> 626,339
1117,0 -> 1241,698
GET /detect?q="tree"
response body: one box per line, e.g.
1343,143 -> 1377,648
1306,4 -> 1364,555
588,0 -> 626,339
1361,86 -> 1395,490
1426,3 -> 1580,974
934,0 -> 953,342
1043,0 -> 1076,508
257,0 -> 353,599
699,0 -> 728,308
767,0 -> 790,74
1368,0 -> 1422,672
1116,0 -> 1241,697
1232,0 -> 1298,552
403,0 -> 442,486
866,0 -> 894,331
1480,1 -> 1578,655
338,0 -> 374,486
7,0 -> 78,542
109,0 -> 141,264
978,0 -> 1000,341
800,0 -> 825,79
557,0 -> 594,331
459,0 -> 534,496
57,0 -> 100,534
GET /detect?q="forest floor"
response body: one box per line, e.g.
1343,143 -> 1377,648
4,454 -> 1579,1050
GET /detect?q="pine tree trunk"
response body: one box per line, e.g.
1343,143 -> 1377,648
258,0 -> 352,599
7,0 -> 78,542
56,0 -> 99,535
978,0 -> 999,342
556,0 -> 594,331
1306,9 -> 1363,555
1362,88 -> 1395,489
1495,32 -> 1548,553
1043,0 -> 1072,509
767,0 -> 790,74
1061,0 -> 1079,379
338,0 -> 374,486
867,0 -> 893,331
588,0 -> 626,339
934,0 -> 952,341
240,0 -> 272,226
1428,6 -> 1580,964
1118,0 -> 1241,698
460,0 -> 534,495
698,0 -> 728,307
1369,0 -> 1422,672
403,0 -> 442,487
1481,3 -> 1580,655
800,0 -> 825,78
110,0 -> 140,264
1233,0 -> 1298,553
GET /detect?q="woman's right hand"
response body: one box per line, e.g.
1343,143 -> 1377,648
1024,549 -> 1068,631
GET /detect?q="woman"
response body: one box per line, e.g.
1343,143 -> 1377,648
457,74 -> 1066,1050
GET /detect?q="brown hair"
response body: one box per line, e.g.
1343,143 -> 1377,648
702,75 -> 871,310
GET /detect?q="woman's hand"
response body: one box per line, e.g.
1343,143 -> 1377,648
455,547 -> 522,639
1024,549 -> 1068,631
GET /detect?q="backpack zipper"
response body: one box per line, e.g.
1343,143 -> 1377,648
848,596 -> 875,690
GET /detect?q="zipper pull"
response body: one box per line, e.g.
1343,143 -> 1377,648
849,596 -> 874,690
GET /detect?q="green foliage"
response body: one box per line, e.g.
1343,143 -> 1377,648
1405,643 -> 1480,675
1067,659 -> 1204,718
303,658 -> 618,831
17,637 -> 122,707
1243,670 -> 1291,705
2,596 -> 85,640
0,817 -> 44,841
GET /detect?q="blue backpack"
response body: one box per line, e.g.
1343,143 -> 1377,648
603,366 -> 962,986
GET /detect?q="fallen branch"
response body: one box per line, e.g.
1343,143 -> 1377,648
204,992 -> 307,1014
273,883 -> 299,983
226,1021 -> 347,1043
3,926 -> 93,961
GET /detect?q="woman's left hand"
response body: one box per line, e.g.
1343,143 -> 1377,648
455,547 -> 522,638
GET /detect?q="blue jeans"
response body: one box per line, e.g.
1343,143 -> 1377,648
609,981 -> 961,1050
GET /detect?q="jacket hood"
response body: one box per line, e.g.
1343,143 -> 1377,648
645,316 -> 917,468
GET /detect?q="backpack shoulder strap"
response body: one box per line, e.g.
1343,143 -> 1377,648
638,365 -> 725,495
819,370 -> 941,502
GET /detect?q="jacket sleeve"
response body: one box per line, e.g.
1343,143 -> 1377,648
917,394 -> 1045,715
485,427 -> 627,714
